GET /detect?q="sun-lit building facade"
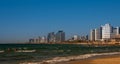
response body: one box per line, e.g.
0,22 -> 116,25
102,24 -> 112,40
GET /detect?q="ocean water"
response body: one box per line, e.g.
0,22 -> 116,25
0,44 -> 120,64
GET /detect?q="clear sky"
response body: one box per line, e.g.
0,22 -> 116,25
0,0 -> 120,43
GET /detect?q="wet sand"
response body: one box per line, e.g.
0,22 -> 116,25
58,55 -> 120,64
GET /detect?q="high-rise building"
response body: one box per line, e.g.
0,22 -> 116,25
73,35 -> 79,40
29,39 -> 34,43
116,27 -> 120,35
90,29 -> 95,41
79,35 -> 88,40
38,36 -> 41,43
29,38 -> 39,44
56,30 -> 65,43
95,27 -> 102,41
47,32 -> 56,43
111,27 -> 120,38
102,23 -> 112,40
40,36 -> 47,43
111,27 -> 117,37
90,23 -> 120,41
86,35 -> 89,40
35,38 -> 39,43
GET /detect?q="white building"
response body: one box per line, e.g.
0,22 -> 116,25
90,23 -> 120,41
40,36 -> 47,43
73,35 -> 79,40
102,24 -> 112,40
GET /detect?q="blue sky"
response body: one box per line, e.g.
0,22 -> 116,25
0,0 -> 120,43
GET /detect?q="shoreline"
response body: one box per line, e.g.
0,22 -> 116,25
61,54 -> 120,64
57,54 -> 120,64
20,52 -> 120,64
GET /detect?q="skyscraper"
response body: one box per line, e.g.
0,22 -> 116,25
116,27 -> 120,35
95,27 -> 102,41
29,39 -> 34,43
102,23 -> 112,40
111,27 -> 117,37
73,35 -> 79,40
111,27 -> 120,38
56,30 -> 65,43
90,23 -> 120,41
40,36 -> 47,43
90,29 -> 95,41
47,32 -> 56,43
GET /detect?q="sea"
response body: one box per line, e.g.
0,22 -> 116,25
0,44 -> 120,64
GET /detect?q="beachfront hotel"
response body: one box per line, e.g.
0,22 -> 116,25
90,23 -> 120,42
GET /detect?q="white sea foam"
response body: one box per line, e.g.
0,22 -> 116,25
20,52 -> 120,64
0,50 -> 4,53
16,50 -> 36,52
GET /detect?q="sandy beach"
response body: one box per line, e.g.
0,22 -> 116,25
60,55 -> 120,64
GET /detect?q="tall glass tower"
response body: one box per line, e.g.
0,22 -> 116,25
56,30 -> 65,43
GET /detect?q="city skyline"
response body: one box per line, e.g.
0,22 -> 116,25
90,23 -> 120,41
1,0 -> 120,43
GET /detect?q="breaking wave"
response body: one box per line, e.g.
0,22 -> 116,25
20,52 -> 120,64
